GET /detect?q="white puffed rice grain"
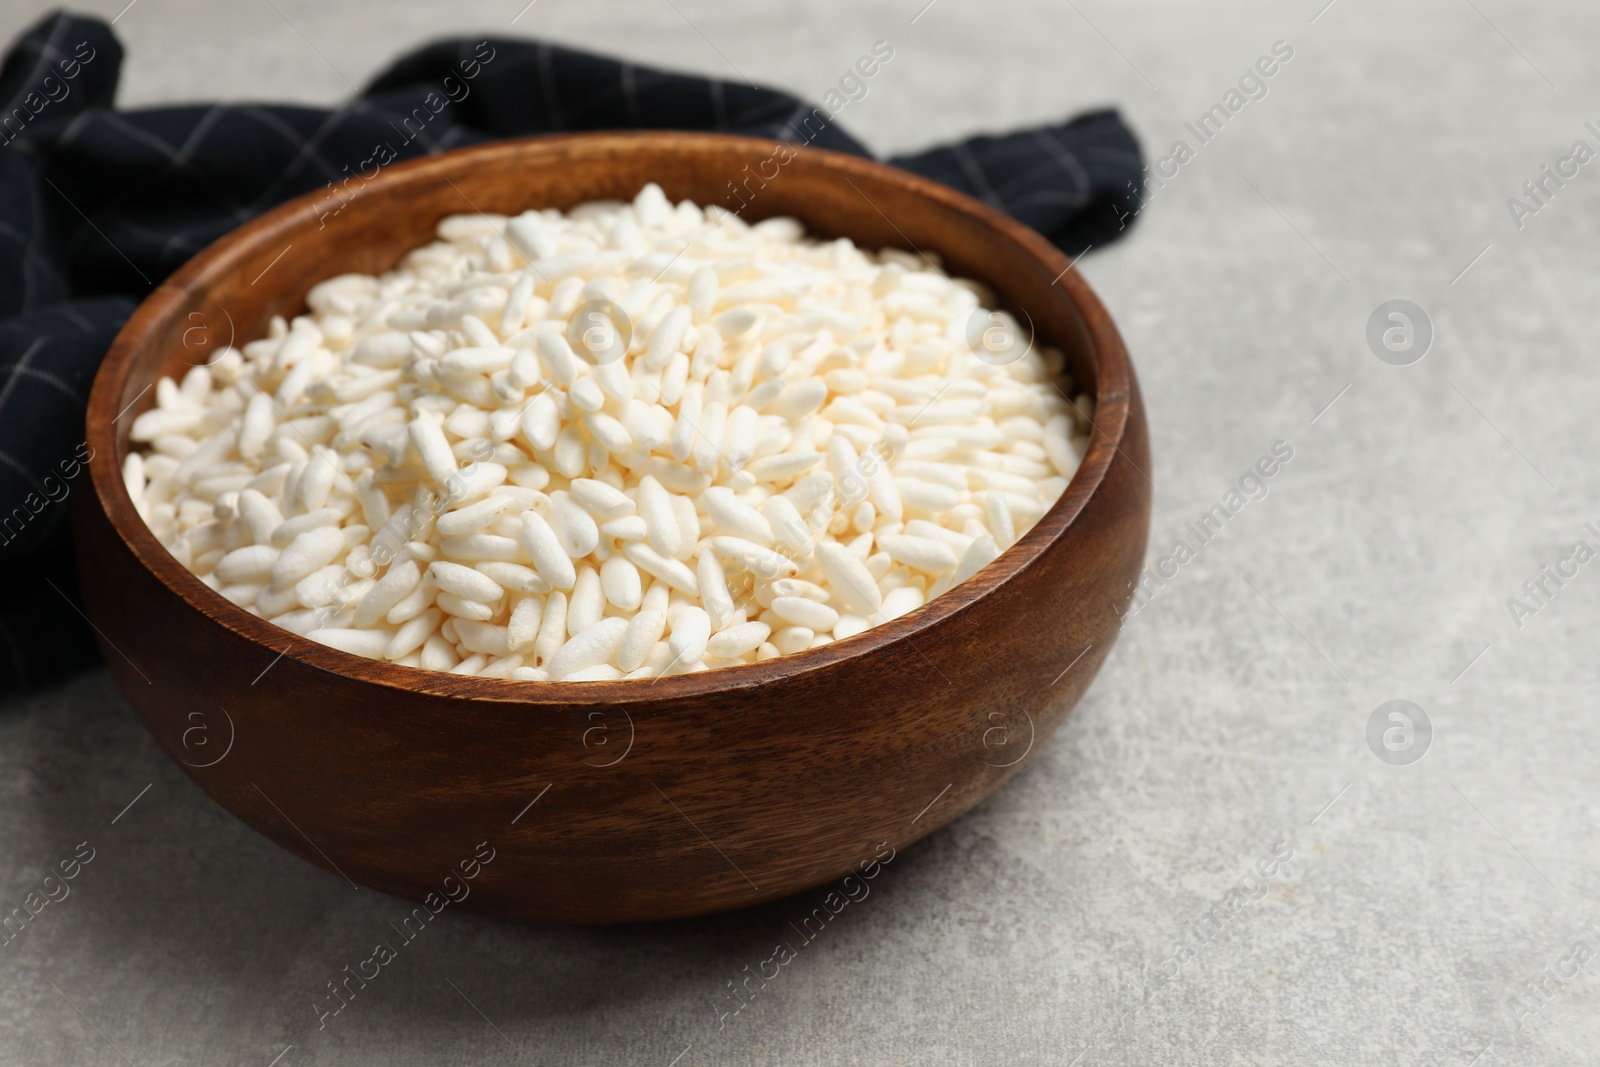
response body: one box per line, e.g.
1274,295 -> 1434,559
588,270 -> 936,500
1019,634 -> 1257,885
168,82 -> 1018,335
132,185 -> 1090,680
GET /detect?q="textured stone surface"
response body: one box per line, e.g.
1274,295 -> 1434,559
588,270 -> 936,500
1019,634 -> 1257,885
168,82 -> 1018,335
3,0 -> 1599,1063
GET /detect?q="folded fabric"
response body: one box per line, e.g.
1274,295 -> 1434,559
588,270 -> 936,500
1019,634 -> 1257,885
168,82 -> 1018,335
0,10 -> 1143,693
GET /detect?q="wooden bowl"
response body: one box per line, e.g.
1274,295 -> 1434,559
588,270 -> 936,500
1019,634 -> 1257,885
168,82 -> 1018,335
75,132 -> 1149,923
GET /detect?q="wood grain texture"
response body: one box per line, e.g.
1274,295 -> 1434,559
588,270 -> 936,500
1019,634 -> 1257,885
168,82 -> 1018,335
73,132 -> 1150,923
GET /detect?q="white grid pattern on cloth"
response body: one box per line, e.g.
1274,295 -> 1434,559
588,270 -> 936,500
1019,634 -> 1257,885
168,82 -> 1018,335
26,95 -> 505,289
0,217 -> 65,310
0,329 -> 80,551
0,12 -> 71,118
0,336 -> 48,420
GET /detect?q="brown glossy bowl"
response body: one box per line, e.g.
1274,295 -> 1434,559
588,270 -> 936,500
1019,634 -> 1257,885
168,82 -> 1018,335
75,132 -> 1149,923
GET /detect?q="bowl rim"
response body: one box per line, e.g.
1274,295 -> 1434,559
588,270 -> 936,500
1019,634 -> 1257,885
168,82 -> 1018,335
85,130 -> 1133,707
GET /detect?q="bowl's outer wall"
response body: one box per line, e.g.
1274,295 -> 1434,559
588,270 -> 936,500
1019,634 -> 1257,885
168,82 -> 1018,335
75,134 -> 1150,922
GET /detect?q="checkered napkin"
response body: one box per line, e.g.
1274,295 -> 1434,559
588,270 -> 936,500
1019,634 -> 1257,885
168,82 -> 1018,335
0,10 -> 1143,693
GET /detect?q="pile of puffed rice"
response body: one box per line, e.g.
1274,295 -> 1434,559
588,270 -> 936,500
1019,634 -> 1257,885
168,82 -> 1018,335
126,185 -> 1089,681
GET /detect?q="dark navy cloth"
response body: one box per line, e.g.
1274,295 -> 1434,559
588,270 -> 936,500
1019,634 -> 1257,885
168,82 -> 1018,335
0,11 -> 1143,693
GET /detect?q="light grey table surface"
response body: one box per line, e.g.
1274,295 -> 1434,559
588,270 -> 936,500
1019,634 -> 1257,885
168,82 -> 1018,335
3,1 -> 1599,1064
